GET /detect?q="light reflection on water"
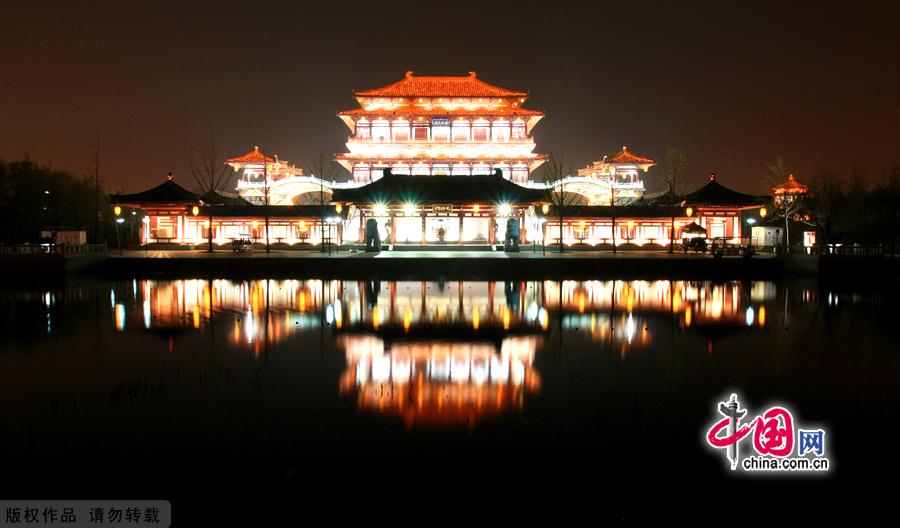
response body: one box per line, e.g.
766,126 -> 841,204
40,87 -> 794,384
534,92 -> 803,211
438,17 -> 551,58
2,275 -> 897,518
96,278 -> 784,426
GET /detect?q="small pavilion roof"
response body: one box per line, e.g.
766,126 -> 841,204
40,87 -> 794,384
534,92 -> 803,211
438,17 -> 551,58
773,174 -> 809,194
607,147 -> 655,165
226,146 -> 275,164
682,222 -> 707,234
111,175 -> 199,206
355,71 -> 527,98
683,174 -> 765,207
199,190 -> 253,206
331,169 -> 545,205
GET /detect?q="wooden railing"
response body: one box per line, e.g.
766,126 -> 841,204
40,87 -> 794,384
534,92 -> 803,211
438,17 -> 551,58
0,243 -> 108,256
774,244 -> 883,256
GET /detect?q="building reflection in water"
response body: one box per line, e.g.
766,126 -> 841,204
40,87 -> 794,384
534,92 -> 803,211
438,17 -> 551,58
338,334 -> 541,428
107,278 -> 778,425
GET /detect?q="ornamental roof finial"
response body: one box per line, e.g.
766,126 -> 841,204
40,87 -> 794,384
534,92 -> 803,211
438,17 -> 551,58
468,71 -> 477,78
404,70 -> 413,79
709,172 -> 716,181
167,172 -> 173,181
788,174 -> 795,181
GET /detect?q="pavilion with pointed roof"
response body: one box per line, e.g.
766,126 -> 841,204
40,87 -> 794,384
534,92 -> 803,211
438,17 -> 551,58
228,146 -> 305,206
576,146 -> 656,205
772,174 -> 809,206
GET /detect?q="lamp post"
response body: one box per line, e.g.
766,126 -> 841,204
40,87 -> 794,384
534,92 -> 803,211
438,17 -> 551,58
142,216 -> 150,253
113,205 -> 123,255
130,211 -> 136,245
191,205 -> 200,250
541,203 -> 549,256
333,203 -> 343,255
611,184 -> 616,253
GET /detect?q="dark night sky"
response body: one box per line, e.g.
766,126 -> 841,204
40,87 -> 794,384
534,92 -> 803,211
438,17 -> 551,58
2,0 -> 898,194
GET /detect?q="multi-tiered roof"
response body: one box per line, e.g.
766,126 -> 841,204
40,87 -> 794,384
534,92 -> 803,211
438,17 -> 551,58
339,70 -> 541,120
336,71 -> 547,179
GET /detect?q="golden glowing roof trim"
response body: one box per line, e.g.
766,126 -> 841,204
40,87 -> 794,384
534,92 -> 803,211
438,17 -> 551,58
355,71 -> 528,98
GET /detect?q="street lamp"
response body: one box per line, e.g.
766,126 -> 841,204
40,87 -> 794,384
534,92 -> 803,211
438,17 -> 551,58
113,205 -> 123,254
759,207 -> 767,218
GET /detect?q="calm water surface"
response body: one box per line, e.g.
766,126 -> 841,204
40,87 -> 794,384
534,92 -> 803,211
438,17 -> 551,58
1,276 -> 897,520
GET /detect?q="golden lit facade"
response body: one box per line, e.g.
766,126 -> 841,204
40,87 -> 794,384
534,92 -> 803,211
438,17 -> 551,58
336,71 -> 547,183
229,146 -> 305,205
575,147 -> 655,205
772,174 -> 809,207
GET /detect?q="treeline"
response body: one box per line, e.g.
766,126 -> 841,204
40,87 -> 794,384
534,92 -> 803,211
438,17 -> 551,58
806,165 -> 900,250
0,159 -> 114,244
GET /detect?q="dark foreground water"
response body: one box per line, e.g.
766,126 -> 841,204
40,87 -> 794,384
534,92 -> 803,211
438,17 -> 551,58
1,276 -> 898,522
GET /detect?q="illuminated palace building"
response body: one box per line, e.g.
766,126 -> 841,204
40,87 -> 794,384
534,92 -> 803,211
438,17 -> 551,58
337,71 -> 545,183
113,71 -> 768,248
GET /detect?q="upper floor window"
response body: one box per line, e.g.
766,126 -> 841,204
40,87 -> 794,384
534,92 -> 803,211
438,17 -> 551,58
492,121 -> 510,142
392,120 -> 409,142
393,126 -> 409,142
432,126 -> 449,142
372,120 -> 390,142
472,119 -> 490,142
452,121 -> 470,143
511,122 -> 526,140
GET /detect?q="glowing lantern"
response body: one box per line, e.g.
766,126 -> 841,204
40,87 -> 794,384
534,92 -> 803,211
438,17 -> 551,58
335,203 -> 343,214
541,203 -> 549,215
191,205 -> 200,216
473,204 -> 481,213
685,207 -> 693,217
760,207 -> 768,218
